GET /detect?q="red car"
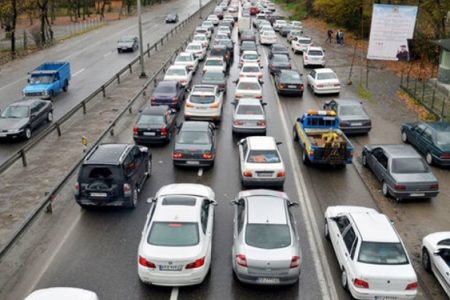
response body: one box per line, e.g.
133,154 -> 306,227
249,6 -> 259,15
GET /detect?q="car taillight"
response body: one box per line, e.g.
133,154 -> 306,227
405,282 -> 418,290
440,153 -> 450,159
289,256 -> 300,268
277,170 -> 285,177
180,80 -> 187,85
186,103 -> 194,108
186,256 -> 205,269
161,127 -> 167,136
139,256 -> 156,269
243,170 -> 252,177
202,152 -> 213,159
187,65 -> 193,70
173,152 -> 183,159
353,278 -> 369,289
316,84 -> 324,88
255,95 -> 262,99
123,183 -> 131,194
334,83 -> 341,87
133,127 -> 138,136
209,103 -> 219,108
235,254 -> 247,267
239,74 -> 245,77
279,84 -> 285,89
234,120 -> 243,125
269,63 -> 274,68
304,55 -> 308,59
394,184 -> 406,191
74,182 -> 80,195
308,149 -> 314,156
235,94 -> 242,98
288,64 -> 292,68
430,183 -> 439,190
300,84 -> 304,91
256,120 -> 266,126
172,96 -> 178,103
150,96 -> 156,103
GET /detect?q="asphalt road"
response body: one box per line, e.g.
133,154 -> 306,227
2,3 -> 449,300
0,0 -> 210,165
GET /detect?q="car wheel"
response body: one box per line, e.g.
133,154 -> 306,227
324,219 -> 330,241
62,80 -> 69,92
401,131 -> 408,143
293,127 -> 299,141
341,269 -> 348,290
146,159 -> 152,178
382,182 -> 390,198
129,187 -> 138,208
422,248 -> 432,272
426,152 -> 433,165
118,49 -> 121,53
361,152 -> 368,167
301,147 -> 309,165
46,111 -> 53,123
25,127 -> 32,140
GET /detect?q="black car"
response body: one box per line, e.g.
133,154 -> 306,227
172,121 -> 216,168
268,53 -> 291,74
201,70 -> 227,93
0,99 -> 53,141
267,15 -> 284,26
165,13 -> 179,23
210,45 -> 232,66
269,43 -> 290,58
74,143 -> 151,208
133,106 -> 177,144
279,25 -> 292,37
239,40 -> 258,55
150,80 -> 185,109
274,70 -> 304,96
240,30 -> 256,43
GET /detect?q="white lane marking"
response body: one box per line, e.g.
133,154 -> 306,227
198,168 -> 203,177
261,46 -> 338,300
27,210 -> 84,294
103,51 -> 112,58
170,287 -> 179,300
0,77 -> 26,91
72,68 -> 85,78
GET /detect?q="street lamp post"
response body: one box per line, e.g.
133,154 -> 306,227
199,0 -> 202,19
137,0 -> 146,78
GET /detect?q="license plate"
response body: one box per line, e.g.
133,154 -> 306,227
351,122 -> 363,126
410,193 -> 425,197
257,277 -> 280,284
143,132 -> 156,136
288,85 -> 297,88
90,192 -> 107,197
0,132 -> 7,137
186,161 -> 200,165
159,265 -> 183,271
257,172 -> 273,177
374,297 -> 398,300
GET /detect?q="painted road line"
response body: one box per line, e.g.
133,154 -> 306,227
198,168 -> 203,177
72,68 -> 85,77
170,287 -> 179,300
103,51 -> 112,58
261,46 -> 338,300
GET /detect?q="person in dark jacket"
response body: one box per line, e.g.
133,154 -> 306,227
396,45 -> 409,61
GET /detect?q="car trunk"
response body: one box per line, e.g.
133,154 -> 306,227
355,263 -> 416,292
244,246 -> 294,277
142,244 -> 203,273
79,165 -> 123,200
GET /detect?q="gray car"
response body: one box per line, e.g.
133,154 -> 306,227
323,99 -> 372,134
231,189 -> 301,285
362,144 -> 439,201
232,98 -> 267,135
117,36 -> 138,53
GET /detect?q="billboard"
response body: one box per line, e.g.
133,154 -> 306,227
367,4 -> 418,61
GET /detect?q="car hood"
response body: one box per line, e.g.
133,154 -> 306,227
23,83 -> 50,92
392,172 -> 437,183
174,143 -> 212,152
0,117 -> 29,130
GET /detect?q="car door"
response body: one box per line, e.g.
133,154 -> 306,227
29,102 -> 41,129
341,226 -> 359,281
238,139 -> 248,173
369,148 -> 388,182
308,70 -> 316,86
166,110 -> 176,134
201,199 -> 213,262
418,127 -> 433,154
209,125 -> 216,155
329,215 -> 351,266
433,248 -> 450,288
409,124 -> 425,149
176,82 -> 185,101
232,199 -> 246,261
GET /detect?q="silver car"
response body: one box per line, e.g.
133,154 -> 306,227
232,98 -> 266,135
323,99 -> 372,134
231,189 -> 301,285
362,144 -> 439,201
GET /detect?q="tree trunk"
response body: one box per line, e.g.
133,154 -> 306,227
11,0 -> 17,59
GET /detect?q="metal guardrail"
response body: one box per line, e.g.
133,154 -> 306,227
0,0 -> 216,259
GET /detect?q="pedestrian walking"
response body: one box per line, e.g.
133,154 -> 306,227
336,29 -> 344,45
326,29 -> 333,43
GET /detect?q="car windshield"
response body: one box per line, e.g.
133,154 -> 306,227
203,72 -> 224,81
166,69 -> 186,76
245,224 -> 291,249
155,85 -> 175,93
237,105 -> 263,115
243,54 -> 258,60
436,132 -> 450,146
187,45 -> 201,51
138,114 -> 165,126
148,222 -> 199,247
190,95 -> 215,104
299,39 -> 312,44
358,242 -> 409,265
317,72 -> 337,80
177,131 -> 210,144
176,55 -> 192,62
280,72 -> 301,82
391,158 -> 429,174
247,150 -> 281,163
29,75 -> 54,84
242,66 -> 259,73
242,42 -> 256,48
291,31 -> 302,36
339,104 -> 365,116
119,37 -> 134,43
194,36 -> 206,41
308,50 -> 323,56
0,105 -> 29,118
206,60 -> 223,66
237,82 -> 260,91
211,49 -> 226,56
273,55 -> 289,63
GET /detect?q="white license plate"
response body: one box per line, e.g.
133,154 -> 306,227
410,193 -> 425,197
159,265 -> 183,271
143,132 -> 156,136
0,133 -> 7,137
257,172 -> 273,177
374,297 -> 398,300
90,192 -> 107,197
351,122 -> 363,126
288,85 -> 297,88
257,277 -> 280,284
186,161 -> 200,165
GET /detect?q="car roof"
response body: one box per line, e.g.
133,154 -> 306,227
181,121 -> 211,131
141,105 -> 170,115
315,68 -> 335,73
298,36 -> 311,40
187,42 -> 202,47
246,195 -> 287,225
178,52 -> 193,56
242,50 -> 258,55
25,288 -> 98,300
191,85 -> 216,94
242,62 -> 260,68
84,144 -> 131,165
247,136 -> 277,150
154,195 -> 202,223
206,56 -> 224,61
168,65 -> 187,70
238,77 -> 260,83
377,144 -> 421,159
349,212 -> 400,243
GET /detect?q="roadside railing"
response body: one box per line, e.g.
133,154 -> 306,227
0,0 -> 216,259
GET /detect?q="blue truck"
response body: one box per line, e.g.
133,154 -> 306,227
23,62 -> 71,99
293,109 -> 354,165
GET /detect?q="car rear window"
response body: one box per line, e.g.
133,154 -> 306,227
190,95 -> 215,104
203,71 -> 225,81
358,242 -> 409,265
280,72 -> 301,82
243,53 -> 258,60
138,115 -> 164,126
237,104 -> 263,115
273,55 -> 289,63
245,224 -> 291,249
211,48 -> 226,56
166,69 -> 186,76
176,55 -> 191,62
237,82 -> 260,91
437,132 -> 450,146
317,72 -> 337,80
242,66 -> 259,73
177,131 -> 210,144
148,222 -> 199,246
80,165 -> 120,183
299,39 -> 312,44
308,50 -> 323,56
187,45 -> 201,51
247,150 -> 281,163
339,104 -> 365,116
206,59 -> 223,66
155,84 -> 175,93
391,158 -> 429,174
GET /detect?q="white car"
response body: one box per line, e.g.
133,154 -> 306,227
234,77 -> 263,100
324,206 -> 418,299
291,20 -> 302,28
422,232 -> 450,297
217,26 -> 231,37
192,34 -> 209,49
207,14 -> 219,25
287,29 -> 302,43
306,68 -> 340,95
185,85 -> 224,121
273,20 -> 287,31
232,98 -> 266,135
174,52 -> 199,73
137,184 -> 217,286
185,42 -> 207,61
259,31 -> 277,45
195,26 -> 211,39
239,63 -> 263,82
303,46 -> 325,67
291,36 -> 312,54
239,50 -> 260,65
25,288 -> 99,300
203,57 -> 227,74
201,20 -> 214,32
259,25 -> 274,35
238,136 -> 285,187
163,65 -> 193,89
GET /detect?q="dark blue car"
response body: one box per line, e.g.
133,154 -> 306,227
401,121 -> 450,166
150,80 -> 186,110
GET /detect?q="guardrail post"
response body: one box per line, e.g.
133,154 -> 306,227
116,73 -> 121,84
56,123 -> 62,136
421,81 -> 426,104
46,193 -> 55,213
154,78 -> 157,87
20,149 -> 27,167
147,43 -> 150,57
441,97 -> 446,119
431,89 -> 436,109
102,85 -> 106,97
413,79 -> 417,97
129,107 -> 133,114
128,64 -> 132,74
110,127 -> 114,136
82,101 -> 87,114
155,43 -> 158,51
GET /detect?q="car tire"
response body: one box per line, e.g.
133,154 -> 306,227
128,187 -> 138,209
146,159 -> 152,178
362,152 -> 368,167
24,127 -> 32,140
401,131 -> 408,143
382,182 -> 390,198
62,80 -> 69,92
118,49 -> 121,53
293,127 -> 299,141
426,152 -> 433,165
301,147 -> 309,165
47,111 -> 53,123
341,269 -> 348,290
422,248 -> 432,272
324,219 -> 330,241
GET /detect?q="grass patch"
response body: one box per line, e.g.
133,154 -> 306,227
274,0 -> 308,20
357,82 -> 373,101
398,90 -> 438,121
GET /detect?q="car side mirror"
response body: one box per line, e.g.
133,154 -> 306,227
288,202 -> 299,207
209,199 -> 218,206
230,199 -> 240,205
433,250 -> 441,256
232,101 -> 237,106
232,79 -> 238,84
276,141 -> 282,146
262,102 -> 267,106
146,197 -> 157,204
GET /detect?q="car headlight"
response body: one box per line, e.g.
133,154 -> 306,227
8,128 -> 23,133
